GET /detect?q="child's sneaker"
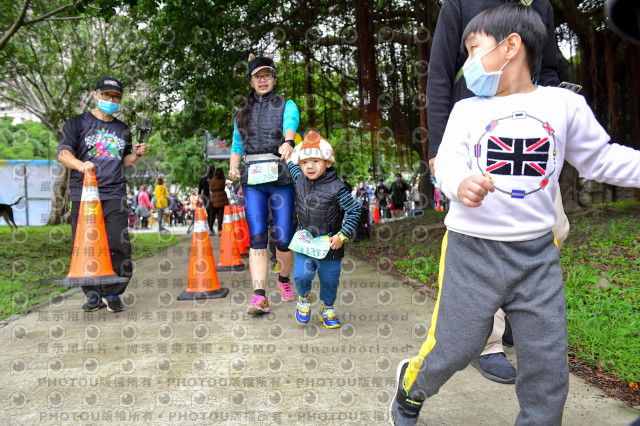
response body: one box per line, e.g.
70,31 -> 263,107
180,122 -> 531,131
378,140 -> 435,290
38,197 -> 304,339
247,295 -> 270,315
318,304 -> 340,328
296,295 -> 312,325
389,359 -> 425,426
278,278 -> 295,301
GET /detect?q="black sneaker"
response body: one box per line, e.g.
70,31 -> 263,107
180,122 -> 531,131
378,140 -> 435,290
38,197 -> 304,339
390,358 -> 425,425
102,295 -> 124,313
82,297 -> 105,312
470,352 -> 516,384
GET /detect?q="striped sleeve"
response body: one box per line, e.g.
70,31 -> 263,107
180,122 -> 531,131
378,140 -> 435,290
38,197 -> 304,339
287,161 -> 302,182
336,187 -> 361,239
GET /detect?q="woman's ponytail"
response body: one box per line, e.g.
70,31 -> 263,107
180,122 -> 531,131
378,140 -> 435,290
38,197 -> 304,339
233,89 -> 255,140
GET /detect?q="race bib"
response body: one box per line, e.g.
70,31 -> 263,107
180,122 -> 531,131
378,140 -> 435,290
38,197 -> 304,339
288,230 -> 331,259
247,161 -> 278,185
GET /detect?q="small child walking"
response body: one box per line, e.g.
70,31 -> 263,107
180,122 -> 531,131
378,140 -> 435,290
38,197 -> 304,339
390,4 -> 640,425
286,131 -> 360,328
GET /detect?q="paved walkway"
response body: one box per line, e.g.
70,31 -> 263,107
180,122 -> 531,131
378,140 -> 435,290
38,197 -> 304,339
1,235 -> 639,425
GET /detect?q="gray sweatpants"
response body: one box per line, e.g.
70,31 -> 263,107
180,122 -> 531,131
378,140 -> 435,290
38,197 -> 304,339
405,230 -> 568,425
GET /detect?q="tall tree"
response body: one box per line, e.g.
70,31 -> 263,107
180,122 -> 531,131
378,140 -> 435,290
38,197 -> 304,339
0,0 -> 87,50
354,0 -> 381,177
0,12 -> 150,224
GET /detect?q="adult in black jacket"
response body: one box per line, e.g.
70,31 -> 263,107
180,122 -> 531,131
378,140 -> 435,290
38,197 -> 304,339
426,0 -> 560,385
228,56 -> 300,315
427,0 -> 559,165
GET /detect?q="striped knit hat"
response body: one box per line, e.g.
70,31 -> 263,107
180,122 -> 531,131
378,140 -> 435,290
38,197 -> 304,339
291,130 -> 335,164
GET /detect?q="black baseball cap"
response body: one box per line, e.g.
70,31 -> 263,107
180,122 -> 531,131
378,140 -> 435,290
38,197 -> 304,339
95,76 -> 123,96
247,56 -> 276,77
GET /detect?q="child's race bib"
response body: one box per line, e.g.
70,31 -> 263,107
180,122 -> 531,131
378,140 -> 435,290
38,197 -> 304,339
288,230 -> 331,259
247,161 -> 278,185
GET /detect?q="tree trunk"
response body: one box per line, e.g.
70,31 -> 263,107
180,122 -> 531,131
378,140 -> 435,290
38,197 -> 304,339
559,161 -> 581,212
47,167 -> 70,225
414,0 -> 430,161
340,75 -> 351,156
389,43 -> 404,168
304,46 -> 317,128
354,0 -> 381,177
414,0 -> 434,206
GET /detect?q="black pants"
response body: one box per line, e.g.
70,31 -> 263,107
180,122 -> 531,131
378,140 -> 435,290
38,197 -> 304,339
207,204 -> 216,230
70,198 -> 132,297
170,210 -> 179,225
210,206 -> 226,231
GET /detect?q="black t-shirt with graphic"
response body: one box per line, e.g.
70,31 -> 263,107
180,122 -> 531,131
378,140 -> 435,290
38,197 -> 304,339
58,112 -> 132,201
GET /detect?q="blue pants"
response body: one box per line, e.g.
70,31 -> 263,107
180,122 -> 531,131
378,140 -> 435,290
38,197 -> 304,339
243,184 -> 295,250
292,253 -> 342,305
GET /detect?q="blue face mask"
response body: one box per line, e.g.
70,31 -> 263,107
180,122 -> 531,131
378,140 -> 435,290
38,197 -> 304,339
97,99 -> 120,115
463,39 -> 509,97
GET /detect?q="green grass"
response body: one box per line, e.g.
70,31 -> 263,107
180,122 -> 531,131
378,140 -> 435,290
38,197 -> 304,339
351,202 -> 640,384
0,226 -> 183,320
560,202 -> 640,383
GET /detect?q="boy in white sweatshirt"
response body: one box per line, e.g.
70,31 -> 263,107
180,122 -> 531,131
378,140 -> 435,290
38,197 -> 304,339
390,4 -> 640,426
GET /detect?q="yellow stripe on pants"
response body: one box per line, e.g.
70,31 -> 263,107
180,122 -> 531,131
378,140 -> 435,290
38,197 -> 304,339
403,230 -> 449,392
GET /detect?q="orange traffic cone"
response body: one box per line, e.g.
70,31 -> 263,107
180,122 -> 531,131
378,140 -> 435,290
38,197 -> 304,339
178,207 -> 228,300
55,169 -> 128,288
232,206 -> 248,258
217,205 -> 247,272
373,201 -> 381,223
238,206 -> 251,250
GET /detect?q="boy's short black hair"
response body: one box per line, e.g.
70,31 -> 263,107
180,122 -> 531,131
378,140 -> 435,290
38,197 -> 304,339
461,3 -> 547,81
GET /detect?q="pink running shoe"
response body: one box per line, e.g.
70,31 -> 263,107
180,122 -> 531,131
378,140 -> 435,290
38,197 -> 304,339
247,295 -> 270,315
278,279 -> 295,301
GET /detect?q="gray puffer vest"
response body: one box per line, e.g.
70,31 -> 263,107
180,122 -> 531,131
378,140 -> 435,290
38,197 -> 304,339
295,167 -> 346,259
240,90 -> 293,186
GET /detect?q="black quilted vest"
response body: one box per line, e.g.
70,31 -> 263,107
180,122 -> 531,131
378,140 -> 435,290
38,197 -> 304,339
295,167 -> 346,259
240,90 -> 293,186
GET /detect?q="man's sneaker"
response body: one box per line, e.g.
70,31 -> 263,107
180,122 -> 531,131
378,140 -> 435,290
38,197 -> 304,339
390,359 -> 425,426
470,352 -> 516,384
296,295 -> 312,325
82,297 -> 105,312
102,295 -> 124,313
278,279 -> 295,301
247,295 -> 270,315
318,304 -> 340,329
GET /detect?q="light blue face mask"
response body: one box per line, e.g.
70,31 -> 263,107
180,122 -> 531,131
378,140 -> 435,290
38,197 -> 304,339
97,99 -> 120,115
463,39 -> 509,97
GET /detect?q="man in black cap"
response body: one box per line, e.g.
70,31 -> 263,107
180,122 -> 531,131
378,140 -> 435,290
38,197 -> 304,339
57,76 -> 147,313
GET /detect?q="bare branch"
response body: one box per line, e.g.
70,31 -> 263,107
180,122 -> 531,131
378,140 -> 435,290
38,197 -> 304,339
22,1 -> 84,26
0,93 -> 46,123
0,0 -> 31,50
42,16 -> 85,22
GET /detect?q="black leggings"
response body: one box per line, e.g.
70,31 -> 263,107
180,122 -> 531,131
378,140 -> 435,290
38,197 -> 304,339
210,206 -> 226,231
